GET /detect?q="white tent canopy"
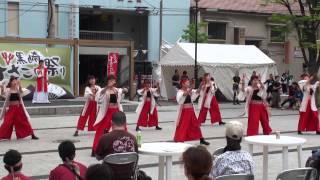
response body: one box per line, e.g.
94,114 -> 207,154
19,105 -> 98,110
159,43 -> 278,100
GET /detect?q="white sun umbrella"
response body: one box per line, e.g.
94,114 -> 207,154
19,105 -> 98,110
48,83 -> 67,99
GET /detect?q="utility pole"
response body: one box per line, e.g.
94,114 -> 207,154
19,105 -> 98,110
194,0 -> 200,87
159,0 -> 163,61
47,0 -> 56,39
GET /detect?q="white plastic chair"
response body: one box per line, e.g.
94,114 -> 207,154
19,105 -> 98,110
276,167 -> 317,180
216,174 -> 254,180
213,147 -> 225,157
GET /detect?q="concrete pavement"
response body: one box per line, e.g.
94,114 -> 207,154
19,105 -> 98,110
0,103 -> 319,180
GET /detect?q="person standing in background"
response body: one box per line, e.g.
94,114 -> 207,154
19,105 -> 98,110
171,69 -> 180,91
281,71 -> 289,94
271,76 -> 281,108
181,71 -> 189,80
233,71 -> 241,105
33,60 -> 50,104
264,74 -> 275,104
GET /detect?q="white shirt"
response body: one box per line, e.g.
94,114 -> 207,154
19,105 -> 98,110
211,150 -> 254,178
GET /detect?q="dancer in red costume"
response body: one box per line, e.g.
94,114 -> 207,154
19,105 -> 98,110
32,60 -> 50,104
198,73 -> 225,125
297,74 -> 320,135
241,74 -> 272,136
0,76 -> 39,140
91,75 -> 127,156
135,80 -> 162,131
174,78 -> 209,145
74,75 -> 101,136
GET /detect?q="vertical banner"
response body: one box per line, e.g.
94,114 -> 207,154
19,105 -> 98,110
107,52 -> 119,76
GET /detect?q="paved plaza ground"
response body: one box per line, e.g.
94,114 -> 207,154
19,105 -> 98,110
0,103 -> 319,180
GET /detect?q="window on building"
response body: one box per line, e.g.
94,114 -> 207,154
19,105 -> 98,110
54,4 -> 59,37
7,2 -> 19,36
208,22 -> 227,40
270,26 -> 285,43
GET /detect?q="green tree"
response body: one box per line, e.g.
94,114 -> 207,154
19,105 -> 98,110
270,0 -> 320,74
182,22 -> 208,43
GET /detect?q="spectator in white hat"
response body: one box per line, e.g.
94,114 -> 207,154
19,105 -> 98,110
211,121 -> 254,178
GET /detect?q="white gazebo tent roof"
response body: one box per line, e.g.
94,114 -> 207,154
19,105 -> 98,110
159,43 -> 278,100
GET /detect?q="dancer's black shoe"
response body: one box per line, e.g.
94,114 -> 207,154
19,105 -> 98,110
31,134 -> 39,140
91,150 -> 95,157
200,138 -> 210,146
155,126 -> 162,130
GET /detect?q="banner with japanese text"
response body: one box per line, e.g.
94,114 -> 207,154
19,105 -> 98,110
0,43 -> 72,98
107,52 -> 119,76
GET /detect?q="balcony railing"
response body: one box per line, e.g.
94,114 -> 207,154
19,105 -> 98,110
80,30 -> 132,41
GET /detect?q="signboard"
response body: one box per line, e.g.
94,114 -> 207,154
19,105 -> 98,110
0,43 -> 72,94
107,52 -> 119,76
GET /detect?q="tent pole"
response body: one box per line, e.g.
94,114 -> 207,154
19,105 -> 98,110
194,0 -> 199,88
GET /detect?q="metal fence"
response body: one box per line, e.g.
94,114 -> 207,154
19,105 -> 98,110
79,30 -> 132,41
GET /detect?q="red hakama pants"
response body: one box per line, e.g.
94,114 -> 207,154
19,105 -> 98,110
92,106 -> 119,152
198,96 -> 222,124
0,105 -> 34,140
77,100 -> 97,131
137,100 -> 159,127
298,100 -> 320,132
247,102 -> 272,136
174,105 -> 203,142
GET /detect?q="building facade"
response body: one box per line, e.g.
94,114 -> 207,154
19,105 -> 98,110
0,0 -> 190,97
191,0 -> 305,80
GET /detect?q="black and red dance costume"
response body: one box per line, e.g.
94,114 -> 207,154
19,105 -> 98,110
92,88 -> 125,152
0,89 -> 38,140
198,81 -> 223,124
136,88 -> 161,131
245,86 -> 272,136
298,81 -> 320,134
74,85 -> 101,136
174,89 -> 209,145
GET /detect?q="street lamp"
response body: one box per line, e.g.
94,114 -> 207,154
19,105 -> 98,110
194,0 -> 200,88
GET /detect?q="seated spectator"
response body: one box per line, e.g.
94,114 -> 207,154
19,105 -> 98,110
1,149 -> 31,180
211,121 -> 254,178
182,145 -> 213,180
86,164 -> 114,180
281,82 -> 300,109
96,111 -> 138,159
96,111 -> 138,180
306,149 -> 320,179
49,140 -> 87,180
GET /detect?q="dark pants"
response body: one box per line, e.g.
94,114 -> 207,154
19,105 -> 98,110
282,84 -> 287,94
281,98 -> 296,108
271,91 -> 280,108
